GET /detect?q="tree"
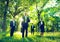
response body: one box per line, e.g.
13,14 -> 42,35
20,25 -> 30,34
3,0 -> 9,31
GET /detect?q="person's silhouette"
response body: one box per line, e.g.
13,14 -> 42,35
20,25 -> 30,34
10,18 -> 16,37
39,19 -> 44,36
22,12 -> 30,38
31,23 -> 35,35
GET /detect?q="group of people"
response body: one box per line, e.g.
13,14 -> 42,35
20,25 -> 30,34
10,12 -> 44,38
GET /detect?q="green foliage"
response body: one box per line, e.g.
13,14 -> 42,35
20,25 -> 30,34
57,0 -> 60,3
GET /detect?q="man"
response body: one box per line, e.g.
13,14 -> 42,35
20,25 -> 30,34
31,23 -> 35,35
39,19 -> 44,36
10,18 -> 16,37
22,12 -> 30,37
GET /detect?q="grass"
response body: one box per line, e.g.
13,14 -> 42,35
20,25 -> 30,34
0,31 -> 60,42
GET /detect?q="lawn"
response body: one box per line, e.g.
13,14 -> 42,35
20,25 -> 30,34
0,31 -> 60,42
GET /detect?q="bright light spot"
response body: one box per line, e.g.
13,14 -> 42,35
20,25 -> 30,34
53,11 -> 60,17
14,2 -> 17,6
19,17 -> 23,28
30,20 -> 33,23
15,15 -> 18,18
43,0 -> 57,9
19,17 -> 23,22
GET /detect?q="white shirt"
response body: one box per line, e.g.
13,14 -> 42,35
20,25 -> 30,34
13,20 -> 15,26
25,16 -> 27,23
41,21 -> 43,25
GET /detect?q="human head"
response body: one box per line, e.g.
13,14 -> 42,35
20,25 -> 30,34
24,10 -> 28,16
40,18 -> 43,21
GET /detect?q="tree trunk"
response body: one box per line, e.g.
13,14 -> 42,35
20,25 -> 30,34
3,0 -> 9,31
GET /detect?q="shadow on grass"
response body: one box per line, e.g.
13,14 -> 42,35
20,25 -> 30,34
0,40 -> 3,42
20,38 -> 29,42
35,35 -> 42,38
0,36 -> 35,42
35,35 -> 60,40
26,37 -> 34,42
1,34 -> 60,42
44,36 -> 60,40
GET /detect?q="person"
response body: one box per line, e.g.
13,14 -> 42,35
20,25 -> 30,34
31,23 -> 35,35
39,19 -> 44,36
22,12 -> 30,38
10,18 -> 16,37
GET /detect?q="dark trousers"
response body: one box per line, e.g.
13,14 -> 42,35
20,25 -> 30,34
10,26 -> 15,37
22,27 -> 28,38
26,28 -> 28,37
31,29 -> 34,35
